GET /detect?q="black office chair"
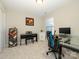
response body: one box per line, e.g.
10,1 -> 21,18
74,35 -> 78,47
46,31 -> 64,59
46,31 -> 58,59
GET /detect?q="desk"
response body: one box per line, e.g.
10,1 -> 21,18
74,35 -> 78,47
61,42 -> 79,52
60,37 -> 79,52
20,33 -> 38,45
59,37 -> 79,59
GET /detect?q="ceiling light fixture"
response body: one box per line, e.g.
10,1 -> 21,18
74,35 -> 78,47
36,0 -> 43,4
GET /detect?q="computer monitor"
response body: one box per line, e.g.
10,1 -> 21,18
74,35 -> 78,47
59,27 -> 71,34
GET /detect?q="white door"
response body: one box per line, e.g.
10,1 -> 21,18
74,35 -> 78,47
39,32 -> 46,41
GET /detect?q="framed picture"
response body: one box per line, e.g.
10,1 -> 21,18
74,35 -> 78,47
25,17 -> 34,26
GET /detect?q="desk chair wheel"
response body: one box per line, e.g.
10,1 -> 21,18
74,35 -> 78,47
62,53 -> 64,57
46,52 -> 48,55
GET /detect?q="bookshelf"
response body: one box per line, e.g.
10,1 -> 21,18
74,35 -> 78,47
8,27 -> 17,47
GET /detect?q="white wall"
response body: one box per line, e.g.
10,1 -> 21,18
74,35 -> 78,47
45,18 -> 54,26
0,2 -> 6,52
44,0 -> 79,37
41,0 -> 79,45
45,18 -> 54,34
6,11 -> 44,45
5,0 -> 79,46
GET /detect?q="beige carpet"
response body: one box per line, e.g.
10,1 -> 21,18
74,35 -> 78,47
0,41 -> 78,59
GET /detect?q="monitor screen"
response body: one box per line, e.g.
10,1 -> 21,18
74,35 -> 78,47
59,27 -> 71,34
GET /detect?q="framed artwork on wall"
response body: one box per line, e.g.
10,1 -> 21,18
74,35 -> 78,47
25,17 -> 34,26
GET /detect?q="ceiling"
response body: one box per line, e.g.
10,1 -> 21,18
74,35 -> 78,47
1,0 -> 70,17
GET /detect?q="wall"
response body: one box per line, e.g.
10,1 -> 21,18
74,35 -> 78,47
41,0 -> 79,45
44,0 -> 79,37
6,11 -> 44,45
45,18 -> 54,26
5,0 -> 79,46
0,2 -> 6,52
45,18 -> 54,34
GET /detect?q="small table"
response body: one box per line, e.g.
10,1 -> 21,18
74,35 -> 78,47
59,37 -> 79,59
60,37 -> 79,52
20,33 -> 38,45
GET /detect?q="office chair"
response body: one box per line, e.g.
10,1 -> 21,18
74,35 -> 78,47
46,31 -> 62,59
46,31 -> 57,59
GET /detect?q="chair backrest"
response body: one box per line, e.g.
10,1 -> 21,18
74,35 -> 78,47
46,31 -> 51,40
47,31 -> 60,49
48,32 -> 54,48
